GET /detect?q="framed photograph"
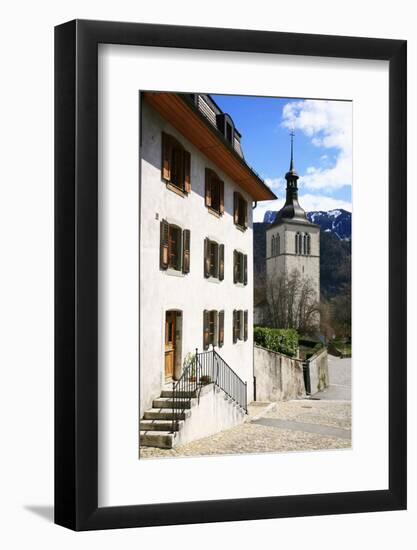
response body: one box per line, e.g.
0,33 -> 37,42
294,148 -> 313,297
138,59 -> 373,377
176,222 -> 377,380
55,20 -> 406,531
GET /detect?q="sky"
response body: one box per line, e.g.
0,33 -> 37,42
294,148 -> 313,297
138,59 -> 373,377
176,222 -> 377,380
211,95 -> 352,223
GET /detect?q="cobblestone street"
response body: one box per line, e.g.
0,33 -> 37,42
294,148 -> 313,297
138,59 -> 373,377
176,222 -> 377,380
140,356 -> 352,459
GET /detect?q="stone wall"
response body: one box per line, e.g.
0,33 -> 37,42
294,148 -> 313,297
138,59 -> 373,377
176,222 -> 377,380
254,345 -> 329,401
254,345 -> 306,402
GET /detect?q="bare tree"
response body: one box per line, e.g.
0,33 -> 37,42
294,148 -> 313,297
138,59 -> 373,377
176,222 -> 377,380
265,269 -> 320,334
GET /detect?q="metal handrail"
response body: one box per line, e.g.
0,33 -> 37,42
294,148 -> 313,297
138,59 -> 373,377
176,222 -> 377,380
171,348 -> 247,433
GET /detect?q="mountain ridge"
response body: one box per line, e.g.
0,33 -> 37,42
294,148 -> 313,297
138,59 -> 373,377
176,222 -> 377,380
262,208 -> 351,241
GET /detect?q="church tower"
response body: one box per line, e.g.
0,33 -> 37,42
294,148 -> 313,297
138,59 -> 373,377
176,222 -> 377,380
266,133 -> 320,329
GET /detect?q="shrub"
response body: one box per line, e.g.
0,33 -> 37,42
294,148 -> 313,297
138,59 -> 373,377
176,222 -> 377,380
254,326 -> 299,357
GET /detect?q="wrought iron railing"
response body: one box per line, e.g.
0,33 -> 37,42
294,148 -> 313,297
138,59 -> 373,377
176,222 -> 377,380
171,348 -> 248,433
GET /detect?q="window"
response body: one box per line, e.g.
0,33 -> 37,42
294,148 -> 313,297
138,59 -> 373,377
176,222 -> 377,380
203,310 -> 225,350
233,310 -> 248,343
160,220 -> 190,273
205,169 -> 224,215
271,234 -> 280,257
295,232 -> 310,255
161,132 -> 191,194
233,192 -> 248,229
233,251 -> 247,285
306,233 -> 311,255
295,232 -> 302,255
204,238 -> 224,280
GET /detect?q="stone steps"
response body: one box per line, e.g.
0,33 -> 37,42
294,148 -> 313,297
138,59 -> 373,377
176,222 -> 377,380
143,407 -> 191,421
140,419 -> 183,431
160,389 -> 197,398
140,430 -> 174,449
153,397 -> 193,409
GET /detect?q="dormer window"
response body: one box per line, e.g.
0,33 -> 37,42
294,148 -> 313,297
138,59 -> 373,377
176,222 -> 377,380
161,132 -> 191,195
216,113 -> 235,144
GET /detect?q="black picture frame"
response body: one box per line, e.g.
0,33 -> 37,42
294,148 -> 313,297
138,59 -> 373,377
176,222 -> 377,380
55,19 -> 407,531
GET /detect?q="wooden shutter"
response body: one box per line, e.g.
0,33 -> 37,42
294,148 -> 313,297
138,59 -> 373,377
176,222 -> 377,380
243,198 -> 248,228
182,229 -> 190,274
244,310 -> 248,341
161,133 -> 171,181
219,244 -> 224,281
233,192 -> 239,224
205,169 -> 212,207
243,254 -> 248,285
204,238 -> 210,278
160,220 -> 169,269
219,179 -> 224,214
218,310 -> 224,347
203,310 -> 210,350
233,250 -> 238,283
232,310 -> 237,343
184,150 -> 191,193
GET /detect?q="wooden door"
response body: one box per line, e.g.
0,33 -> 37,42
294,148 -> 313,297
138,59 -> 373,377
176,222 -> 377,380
165,312 -> 176,380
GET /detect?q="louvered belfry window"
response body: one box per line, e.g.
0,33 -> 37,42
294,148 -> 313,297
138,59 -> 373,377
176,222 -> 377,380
161,132 -> 191,194
160,220 -> 190,273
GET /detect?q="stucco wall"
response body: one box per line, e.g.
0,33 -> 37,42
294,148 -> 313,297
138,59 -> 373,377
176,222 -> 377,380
174,384 -> 246,447
254,345 -> 306,402
140,100 -> 254,416
308,348 -> 329,394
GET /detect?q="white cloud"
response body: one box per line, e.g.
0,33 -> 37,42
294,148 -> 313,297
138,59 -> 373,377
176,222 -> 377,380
253,194 -> 351,223
264,177 -> 284,191
281,100 -> 352,191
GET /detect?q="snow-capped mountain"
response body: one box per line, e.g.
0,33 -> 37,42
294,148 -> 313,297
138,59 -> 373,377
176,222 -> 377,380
262,209 -> 351,240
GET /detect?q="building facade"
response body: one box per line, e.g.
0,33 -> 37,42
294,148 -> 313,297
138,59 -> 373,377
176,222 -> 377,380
265,135 -> 320,330
139,92 -> 276,448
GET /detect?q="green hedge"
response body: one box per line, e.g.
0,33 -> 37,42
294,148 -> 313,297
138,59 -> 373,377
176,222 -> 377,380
254,327 -> 299,357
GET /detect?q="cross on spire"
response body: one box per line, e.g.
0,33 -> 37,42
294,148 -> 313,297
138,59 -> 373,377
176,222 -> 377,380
289,130 -> 295,171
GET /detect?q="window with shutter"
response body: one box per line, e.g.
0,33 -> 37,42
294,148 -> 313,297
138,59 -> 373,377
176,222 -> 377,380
204,238 -> 210,278
204,238 -> 223,280
233,192 -> 248,229
232,310 -> 237,344
219,244 -> 224,281
182,229 -> 190,274
233,251 -> 247,285
244,310 -> 248,341
203,310 -> 210,350
218,310 -> 224,347
209,241 -> 219,278
160,220 -> 169,270
160,221 -> 190,273
205,168 -> 224,215
161,132 -> 191,194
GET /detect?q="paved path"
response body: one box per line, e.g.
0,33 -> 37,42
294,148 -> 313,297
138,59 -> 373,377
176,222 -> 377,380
140,355 -> 352,460
313,356 -> 351,401
252,417 -> 351,440
140,398 -> 351,459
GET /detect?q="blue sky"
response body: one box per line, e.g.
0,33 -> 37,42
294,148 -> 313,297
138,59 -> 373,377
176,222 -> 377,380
211,94 -> 352,222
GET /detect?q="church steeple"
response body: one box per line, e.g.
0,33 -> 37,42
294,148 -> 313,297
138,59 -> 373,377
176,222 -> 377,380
273,131 -> 309,225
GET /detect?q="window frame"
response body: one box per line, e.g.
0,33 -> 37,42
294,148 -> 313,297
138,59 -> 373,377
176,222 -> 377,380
161,132 -> 191,195
233,191 -> 248,230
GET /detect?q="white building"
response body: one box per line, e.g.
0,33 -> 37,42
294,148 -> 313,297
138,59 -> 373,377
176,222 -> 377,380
265,134 -> 320,330
139,92 -> 276,449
